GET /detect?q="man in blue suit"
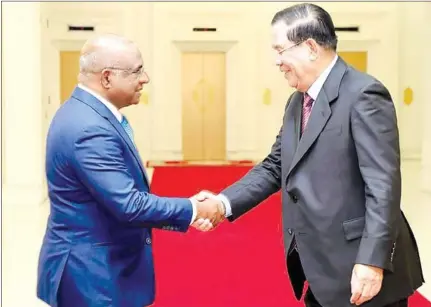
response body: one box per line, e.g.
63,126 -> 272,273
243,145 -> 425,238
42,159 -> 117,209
37,34 -> 225,307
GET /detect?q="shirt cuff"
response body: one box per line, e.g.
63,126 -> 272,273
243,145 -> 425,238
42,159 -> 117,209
189,198 -> 197,224
216,194 -> 232,217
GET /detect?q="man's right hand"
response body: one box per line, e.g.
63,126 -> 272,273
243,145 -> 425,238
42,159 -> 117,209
190,191 -> 225,231
197,197 -> 225,225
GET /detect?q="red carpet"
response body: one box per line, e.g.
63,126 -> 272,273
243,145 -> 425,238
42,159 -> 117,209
150,166 -> 430,307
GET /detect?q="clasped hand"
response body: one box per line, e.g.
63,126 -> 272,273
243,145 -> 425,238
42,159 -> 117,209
190,191 -> 225,231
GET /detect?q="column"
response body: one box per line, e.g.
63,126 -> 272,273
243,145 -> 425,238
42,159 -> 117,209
3,2 -> 46,204
418,3 -> 431,302
2,3 -> 49,307
421,4 -> 431,194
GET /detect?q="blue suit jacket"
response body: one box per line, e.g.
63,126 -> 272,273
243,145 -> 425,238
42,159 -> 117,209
37,87 -> 193,307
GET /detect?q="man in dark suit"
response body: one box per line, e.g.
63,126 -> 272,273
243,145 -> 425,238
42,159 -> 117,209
37,34 -> 224,307
200,3 -> 424,307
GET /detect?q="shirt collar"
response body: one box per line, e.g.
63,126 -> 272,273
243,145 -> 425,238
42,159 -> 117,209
307,55 -> 338,101
77,83 -> 123,122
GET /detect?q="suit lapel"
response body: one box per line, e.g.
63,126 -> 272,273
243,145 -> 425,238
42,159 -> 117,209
288,91 -> 331,176
282,92 -> 302,174
287,57 -> 348,177
293,95 -> 302,147
72,87 -> 150,187
105,115 -> 150,186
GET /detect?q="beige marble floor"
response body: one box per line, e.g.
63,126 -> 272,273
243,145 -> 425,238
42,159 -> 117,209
1,161 -> 429,306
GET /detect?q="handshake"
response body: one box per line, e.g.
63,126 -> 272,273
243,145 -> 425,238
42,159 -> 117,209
189,191 -> 226,232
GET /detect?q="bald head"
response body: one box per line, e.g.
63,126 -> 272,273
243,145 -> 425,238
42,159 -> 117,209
77,34 -> 149,109
79,34 -> 139,74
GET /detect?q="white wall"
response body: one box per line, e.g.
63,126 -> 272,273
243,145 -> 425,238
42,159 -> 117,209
40,2 -> 407,161
151,2 -> 401,160
397,2 -> 427,160
37,4 -> 431,302
3,2 -> 45,204
40,2 -> 155,161
257,2 -> 400,158
1,2 -> 431,304
2,4 -> 50,307
422,2 -> 431,194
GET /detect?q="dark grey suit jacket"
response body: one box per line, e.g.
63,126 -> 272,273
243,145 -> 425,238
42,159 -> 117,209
221,57 -> 424,307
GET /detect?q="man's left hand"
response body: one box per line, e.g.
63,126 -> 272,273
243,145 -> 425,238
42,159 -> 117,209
190,191 -> 225,231
350,264 -> 383,305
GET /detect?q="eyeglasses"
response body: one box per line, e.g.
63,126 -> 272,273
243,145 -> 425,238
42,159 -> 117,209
105,66 -> 147,78
277,41 -> 304,56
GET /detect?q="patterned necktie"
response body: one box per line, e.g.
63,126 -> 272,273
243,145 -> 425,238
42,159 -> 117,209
121,116 -> 134,144
301,92 -> 314,136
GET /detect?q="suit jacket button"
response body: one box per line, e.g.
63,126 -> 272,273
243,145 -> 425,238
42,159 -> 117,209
290,194 -> 298,203
288,228 -> 293,235
146,237 -> 152,245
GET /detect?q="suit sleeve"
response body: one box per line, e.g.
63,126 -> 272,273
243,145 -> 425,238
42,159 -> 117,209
221,97 -> 293,221
351,81 -> 401,272
72,125 -> 193,232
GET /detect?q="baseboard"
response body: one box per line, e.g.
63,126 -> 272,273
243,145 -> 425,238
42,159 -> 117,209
147,151 -> 263,162
147,150 -> 183,162
227,151 -> 263,161
401,151 -> 421,161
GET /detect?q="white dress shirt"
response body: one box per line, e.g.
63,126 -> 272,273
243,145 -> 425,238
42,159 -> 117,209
78,84 -> 123,122
219,55 -> 339,217
77,84 -> 197,224
307,55 -> 338,102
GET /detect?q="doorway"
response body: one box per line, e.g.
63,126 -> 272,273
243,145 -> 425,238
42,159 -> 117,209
60,51 -> 80,103
337,51 -> 367,72
181,52 -> 226,161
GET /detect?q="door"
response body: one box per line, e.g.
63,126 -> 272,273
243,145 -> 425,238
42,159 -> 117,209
182,52 -> 226,161
60,51 -> 81,103
337,51 -> 367,72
